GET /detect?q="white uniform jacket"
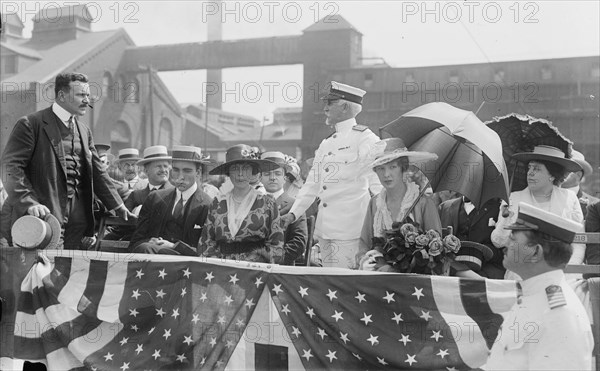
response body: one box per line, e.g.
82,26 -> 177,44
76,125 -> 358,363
290,118 -> 382,240
485,270 -> 594,371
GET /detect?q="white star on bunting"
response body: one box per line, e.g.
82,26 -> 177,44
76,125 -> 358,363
431,330 -> 443,341
383,291 -> 395,303
355,291 -> 366,303
412,287 -> 424,300
360,312 -> 373,325
158,269 -> 167,279
272,284 -> 283,295
399,333 -> 411,346
331,310 -> 344,322
367,334 -> 379,346
326,289 -> 338,301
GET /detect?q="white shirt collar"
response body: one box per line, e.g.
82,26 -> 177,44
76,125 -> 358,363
52,102 -> 73,126
126,176 -> 139,187
176,182 -> 198,204
521,269 -> 565,296
563,185 -> 580,195
334,118 -> 357,133
268,189 -> 284,200
148,183 -> 163,191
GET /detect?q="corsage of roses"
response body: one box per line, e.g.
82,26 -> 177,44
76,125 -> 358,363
367,222 -> 461,275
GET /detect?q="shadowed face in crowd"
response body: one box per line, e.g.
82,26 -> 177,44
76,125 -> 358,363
526,160 -> 553,192
99,155 -> 109,171
374,159 -> 405,190
145,160 -> 170,186
119,160 -> 139,181
171,160 -> 200,192
228,163 -> 255,189
57,81 -> 90,117
261,167 -> 286,193
503,230 -> 537,275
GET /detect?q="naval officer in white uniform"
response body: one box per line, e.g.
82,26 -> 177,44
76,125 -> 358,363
282,82 -> 382,269
485,202 -> 594,370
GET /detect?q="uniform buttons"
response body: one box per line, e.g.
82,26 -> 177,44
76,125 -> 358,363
328,152 -> 333,155
333,135 -> 337,138
323,185 -> 327,190
325,168 -> 329,172
323,203 -> 328,207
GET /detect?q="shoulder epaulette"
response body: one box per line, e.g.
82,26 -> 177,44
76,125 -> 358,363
545,285 -> 567,309
352,125 -> 368,132
324,131 -> 336,139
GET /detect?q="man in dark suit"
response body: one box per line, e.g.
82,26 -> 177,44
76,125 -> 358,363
1,72 -> 132,249
261,151 -> 308,265
129,146 -> 212,255
104,145 -> 174,241
439,196 -> 504,279
584,199 -> 600,277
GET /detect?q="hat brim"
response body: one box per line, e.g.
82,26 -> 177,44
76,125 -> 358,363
371,151 -> 438,169
116,157 -> 141,164
44,213 -> 62,250
573,159 -> 593,177
137,156 -> 172,166
209,159 -> 280,176
512,152 -> 582,173
459,241 -> 494,261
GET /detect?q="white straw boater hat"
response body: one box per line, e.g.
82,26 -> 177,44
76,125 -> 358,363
370,138 -> 438,168
137,145 -> 172,165
11,214 -> 61,250
512,145 -> 581,173
170,145 -> 211,164
115,148 -> 141,163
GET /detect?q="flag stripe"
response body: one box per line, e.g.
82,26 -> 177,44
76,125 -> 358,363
97,260 -> 127,323
431,276 -> 490,369
75,321 -> 125,363
57,257 -> 90,309
459,279 -> 504,348
78,259 -> 109,317
485,279 -> 518,314
46,347 -> 84,370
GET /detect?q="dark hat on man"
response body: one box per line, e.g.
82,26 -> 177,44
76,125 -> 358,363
512,145 -> 582,173
455,241 -> 494,272
95,144 -> 111,155
210,144 -> 279,175
504,202 -> 582,243
116,148 -> 141,163
321,81 -> 366,105
11,214 -> 61,250
137,145 -> 172,165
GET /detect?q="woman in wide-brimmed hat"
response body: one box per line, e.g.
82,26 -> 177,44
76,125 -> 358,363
491,145 -> 585,278
357,138 -> 441,270
199,144 -> 285,263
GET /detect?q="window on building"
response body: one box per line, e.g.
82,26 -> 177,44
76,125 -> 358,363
541,66 -> 553,80
494,69 -> 505,83
4,55 -> 17,74
449,71 -> 459,83
158,117 -> 173,148
591,64 -> 600,78
110,120 -> 132,153
364,73 -> 374,88
102,72 -> 113,101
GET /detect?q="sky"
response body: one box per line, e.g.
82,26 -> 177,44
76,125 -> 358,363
11,0 -> 600,120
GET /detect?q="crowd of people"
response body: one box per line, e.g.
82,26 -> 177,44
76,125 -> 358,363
1,72 -> 599,369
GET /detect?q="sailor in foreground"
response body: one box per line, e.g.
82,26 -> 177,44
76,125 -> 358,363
485,202 -> 594,370
281,81 -> 382,269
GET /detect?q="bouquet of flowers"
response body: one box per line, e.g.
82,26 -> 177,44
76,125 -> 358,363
370,222 -> 461,276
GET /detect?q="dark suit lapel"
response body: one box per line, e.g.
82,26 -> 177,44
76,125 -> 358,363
446,199 -> 461,230
74,117 -> 93,166
42,108 -> 67,177
183,190 -> 203,232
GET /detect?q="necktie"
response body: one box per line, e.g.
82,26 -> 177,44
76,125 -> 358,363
516,282 -> 523,304
128,182 -> 133,190
68,116 -> 75,133
173,197 -> 184,217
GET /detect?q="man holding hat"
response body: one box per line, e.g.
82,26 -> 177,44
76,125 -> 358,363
561,149 -> 599,219
485,202 -> 594,370
95,144 -> 112,171
129,145 -> 213,255
261,151 -> 308,265
282,81 -> 382,269
1,72 -> 133,250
